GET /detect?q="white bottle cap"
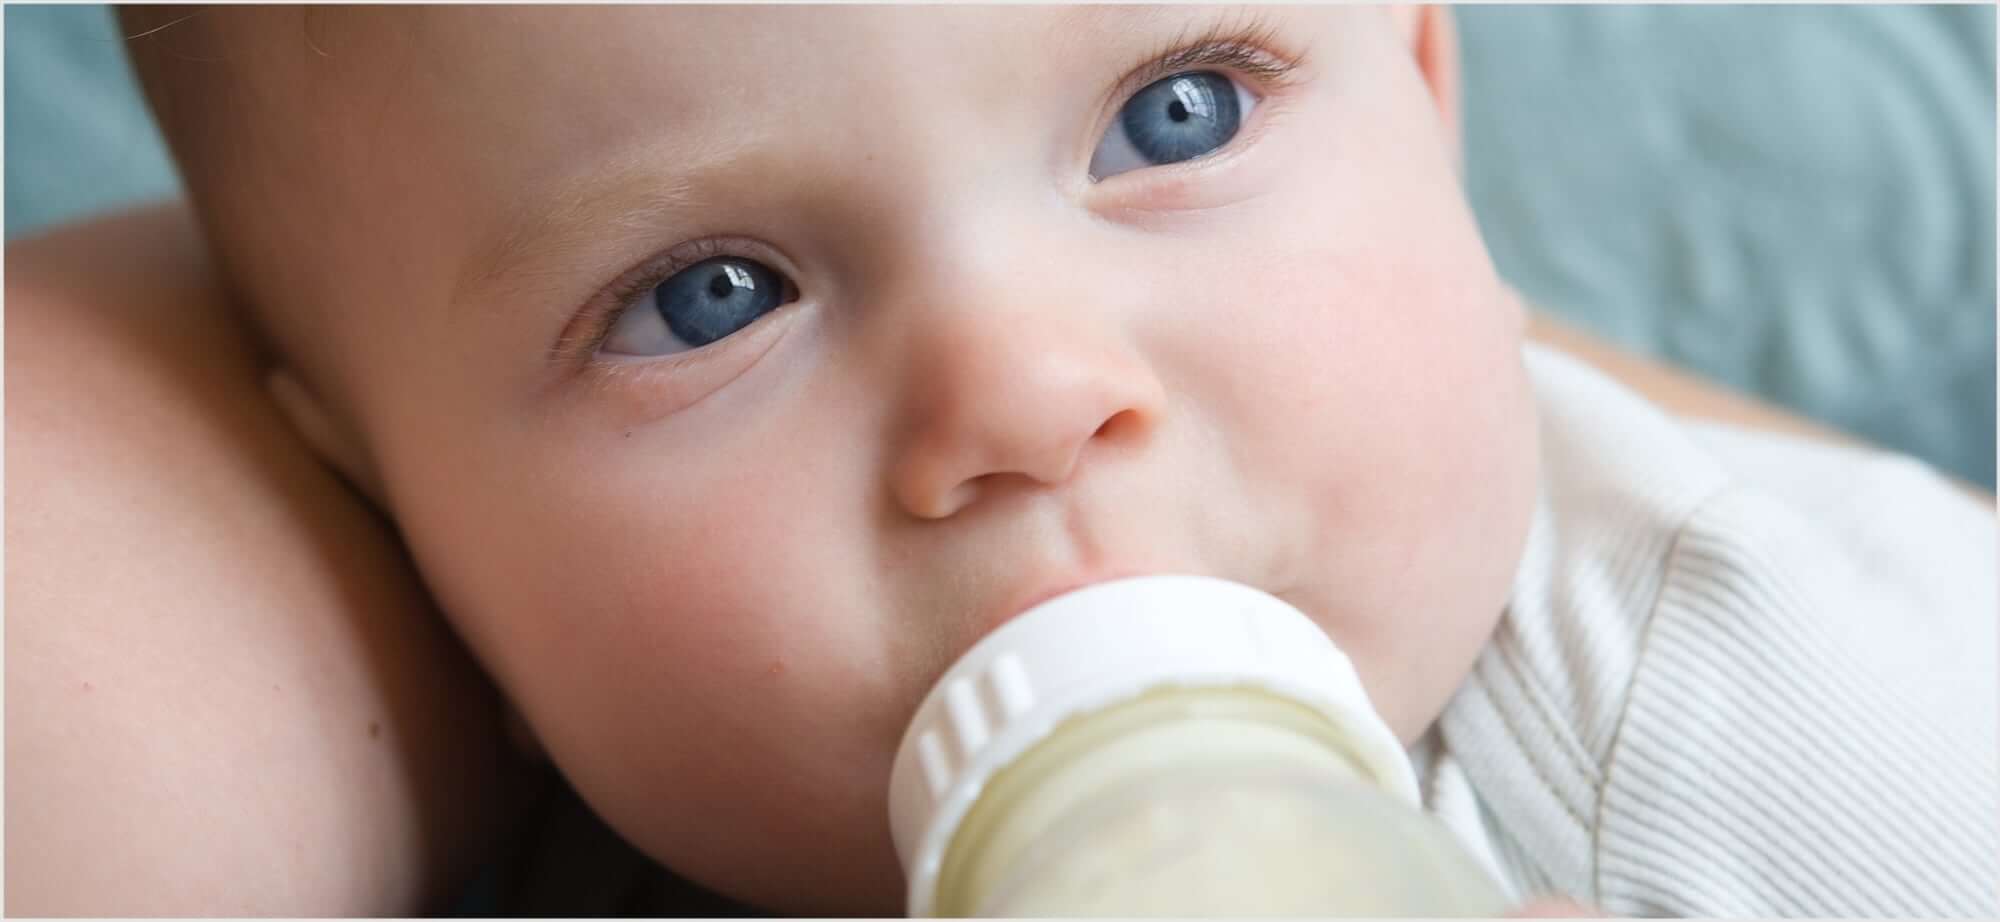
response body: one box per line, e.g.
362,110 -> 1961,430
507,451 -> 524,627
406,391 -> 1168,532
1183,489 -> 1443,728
888,574 -> 1419,916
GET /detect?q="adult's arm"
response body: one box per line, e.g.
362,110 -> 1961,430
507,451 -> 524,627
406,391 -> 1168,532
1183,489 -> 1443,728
5,202 -> 541,915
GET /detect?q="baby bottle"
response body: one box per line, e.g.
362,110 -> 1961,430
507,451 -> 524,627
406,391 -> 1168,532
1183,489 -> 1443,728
888,575 -> 1510,917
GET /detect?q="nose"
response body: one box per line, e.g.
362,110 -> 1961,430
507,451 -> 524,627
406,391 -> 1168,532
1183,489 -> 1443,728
887,287 -> 1166,521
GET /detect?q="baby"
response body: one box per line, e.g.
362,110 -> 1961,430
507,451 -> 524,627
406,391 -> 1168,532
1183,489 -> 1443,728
36,3 -> 1994,915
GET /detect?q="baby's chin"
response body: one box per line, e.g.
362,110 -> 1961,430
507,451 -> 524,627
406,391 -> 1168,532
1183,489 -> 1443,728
1281,526 -> 1528,746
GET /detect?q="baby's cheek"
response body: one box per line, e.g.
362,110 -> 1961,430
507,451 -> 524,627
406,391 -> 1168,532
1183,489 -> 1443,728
1196,234 -> 1531,737
499,453 -> 910,903
560,463 -> 875,715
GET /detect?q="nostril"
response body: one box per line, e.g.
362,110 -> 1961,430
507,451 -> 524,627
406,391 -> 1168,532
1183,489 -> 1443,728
1093,407 -> 1145,442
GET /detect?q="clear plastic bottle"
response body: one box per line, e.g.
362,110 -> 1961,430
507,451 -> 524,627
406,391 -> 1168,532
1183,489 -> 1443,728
889,575 -> 1510,917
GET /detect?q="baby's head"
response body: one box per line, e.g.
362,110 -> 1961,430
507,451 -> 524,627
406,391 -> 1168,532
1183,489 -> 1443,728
126,5 -> 1538,913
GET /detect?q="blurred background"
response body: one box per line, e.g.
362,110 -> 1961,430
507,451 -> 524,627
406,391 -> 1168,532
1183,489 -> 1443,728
7,4 -> 1995,489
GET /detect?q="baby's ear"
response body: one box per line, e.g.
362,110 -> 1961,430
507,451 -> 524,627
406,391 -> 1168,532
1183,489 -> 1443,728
1392,5 -> 1463,175
265,368 -> 388,508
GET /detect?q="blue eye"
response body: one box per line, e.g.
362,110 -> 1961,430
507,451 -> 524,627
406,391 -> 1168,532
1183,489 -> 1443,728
602,255 -> 791,356
1089,71 -> 1256,180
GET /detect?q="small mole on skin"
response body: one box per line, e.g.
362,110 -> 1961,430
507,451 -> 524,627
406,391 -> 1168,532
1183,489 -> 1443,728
369,722 -> 381,739
82,681 -> 93,692
623,431 -> 632,438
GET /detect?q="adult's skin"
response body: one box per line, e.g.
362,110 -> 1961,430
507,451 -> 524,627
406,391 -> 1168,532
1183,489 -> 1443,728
6,202 -> 542,915
4,202 -> 1977,915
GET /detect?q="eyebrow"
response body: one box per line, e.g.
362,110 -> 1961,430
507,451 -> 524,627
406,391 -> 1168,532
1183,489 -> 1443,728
1047,4 -> 1179,51
455,136 -> 749,310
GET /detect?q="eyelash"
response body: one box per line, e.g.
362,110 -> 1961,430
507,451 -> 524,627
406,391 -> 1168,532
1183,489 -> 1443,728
1114,15 -> 1308,114
565,16 -> 1307,367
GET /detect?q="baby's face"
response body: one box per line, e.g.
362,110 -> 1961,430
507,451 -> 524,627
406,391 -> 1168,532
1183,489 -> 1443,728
230,5 -> 1536,913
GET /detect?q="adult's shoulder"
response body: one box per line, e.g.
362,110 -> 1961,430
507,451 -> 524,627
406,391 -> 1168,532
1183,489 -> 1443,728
7,203 -> 541,915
